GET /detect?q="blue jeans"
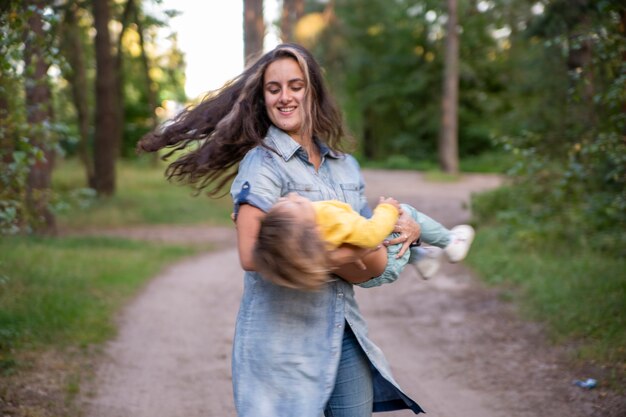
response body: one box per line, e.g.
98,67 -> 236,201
324,324 -> 373,417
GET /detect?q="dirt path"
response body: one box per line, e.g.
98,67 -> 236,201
82,170 -> 619,417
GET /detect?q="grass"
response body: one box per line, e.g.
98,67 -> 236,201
358,150 -> 515,174
0,236 -> 202,365
1,157 -> 229,414
53,157 -> 234,229
2,157 -> 231,366
466,225 -> 626,385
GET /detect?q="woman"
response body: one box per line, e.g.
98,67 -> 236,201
138,43 -> 423,417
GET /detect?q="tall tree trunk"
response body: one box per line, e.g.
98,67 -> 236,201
92,0 -> 119,195
244,0 -> 265,66
135,4 -> 160,164
115,0 -> 136,159
280,0 -> 304,42
439,0 -> 460,174
0,66 -> 20,230
23,0 -> 56,234
62,3 -> 95,187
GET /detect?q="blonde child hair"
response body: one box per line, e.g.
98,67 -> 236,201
253,204 -> 329,291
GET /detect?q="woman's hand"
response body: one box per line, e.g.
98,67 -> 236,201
383,209 -> 421,259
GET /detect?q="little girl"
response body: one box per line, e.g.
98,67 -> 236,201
253,193 -> 474,290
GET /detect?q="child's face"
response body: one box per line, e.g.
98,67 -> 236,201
273,193 -> 316,224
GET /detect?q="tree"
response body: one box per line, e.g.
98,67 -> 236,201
244,0 -> 265,66
483,0 -> 626,254
61,2 -> 94,187
23,0 -> 56,233
281,0 -> 305,42
92,0 -> 120,196
438,0 -> 459,174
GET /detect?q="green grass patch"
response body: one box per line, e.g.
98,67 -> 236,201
359,155 -> 438,171
53,158 -> 233,229
423,170 -> 461,182
0,235 -> 201,370
466,226 -> 626,375
460,151 -> 516,173
358,151 -> 514,174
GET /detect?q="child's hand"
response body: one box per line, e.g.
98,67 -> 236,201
378,196 -> 401,213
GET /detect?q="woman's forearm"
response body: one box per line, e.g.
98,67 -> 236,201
235,204 -> 265,271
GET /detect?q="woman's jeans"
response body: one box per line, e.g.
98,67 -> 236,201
324,324 -> 373,417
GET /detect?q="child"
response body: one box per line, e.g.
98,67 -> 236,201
253,193 -> 475,291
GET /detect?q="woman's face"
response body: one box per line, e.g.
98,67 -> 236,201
263,57 -> 306,141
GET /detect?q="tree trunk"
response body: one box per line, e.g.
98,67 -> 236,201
23,0 -> 56,234
135,3 -> 160,165
0,68 -> 18,220
61,3 -> 95,187
92,0 -> 119,196
281,0 -> 304,42
115,0 -> 136,159
244,0 -> 265,66
438,0 -> 460,174
0,69 -> 15,166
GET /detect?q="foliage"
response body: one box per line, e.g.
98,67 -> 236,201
118,13 -> 187,157
485,0 -> 626,256
0,2 -> 63,235
314,0 -> 510,162
1,0 -> 187,235
466,224 -> 626,378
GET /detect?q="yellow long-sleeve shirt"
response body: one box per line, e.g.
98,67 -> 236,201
312,201 -> 399,250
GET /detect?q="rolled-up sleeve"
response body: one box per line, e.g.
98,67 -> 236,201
231,148 -> 282,219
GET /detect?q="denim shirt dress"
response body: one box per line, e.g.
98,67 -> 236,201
230,126 -> 423,417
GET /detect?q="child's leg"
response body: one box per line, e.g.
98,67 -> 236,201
358,231 -> 410,288
356,206 -> 457,287
401,204 -> 451,248
402,204 -> 475,264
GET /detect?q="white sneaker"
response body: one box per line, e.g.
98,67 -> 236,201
410,246 -> 444,279
444,225 -> 475,262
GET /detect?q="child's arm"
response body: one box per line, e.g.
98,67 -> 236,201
331,245 -> 389,283
326,197 -> 401,283
341,197 -> 401,248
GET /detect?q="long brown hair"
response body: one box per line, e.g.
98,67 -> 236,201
137,43 -> 349,196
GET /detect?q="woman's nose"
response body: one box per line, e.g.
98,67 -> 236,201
279,90 -> 292,102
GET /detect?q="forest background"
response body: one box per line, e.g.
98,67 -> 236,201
1,0 -> 625,415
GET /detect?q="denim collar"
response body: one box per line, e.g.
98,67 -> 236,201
266,125 -> 343,162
